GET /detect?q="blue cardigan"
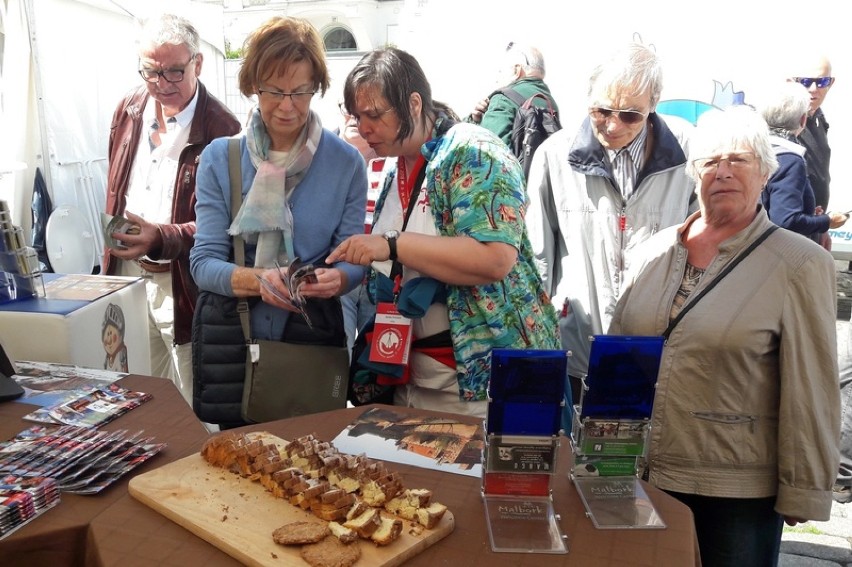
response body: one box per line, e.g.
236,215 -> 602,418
763,142 -> 829,241
190,130 -> 367,340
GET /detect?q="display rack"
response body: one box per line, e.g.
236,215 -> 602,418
481,349 -> 569,554
1,200 -> 44,304
569,335 -> 667,529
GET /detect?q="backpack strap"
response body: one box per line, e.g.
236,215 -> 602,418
496,87 -> 557,115
523,92 -> 558,114
497,87 -> 528,107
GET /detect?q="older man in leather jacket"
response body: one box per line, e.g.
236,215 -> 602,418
102,13 -> 240,404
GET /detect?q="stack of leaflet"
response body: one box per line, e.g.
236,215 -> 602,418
570,335 -> 667,529
0,425 -> 165,495
0,475 -> 60,539
481,349 -> 568,554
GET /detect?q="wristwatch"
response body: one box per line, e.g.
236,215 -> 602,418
383,230 -> 400,262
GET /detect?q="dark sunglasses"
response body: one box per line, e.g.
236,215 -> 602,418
792,76 -> 834,89
589,107 -> 648,125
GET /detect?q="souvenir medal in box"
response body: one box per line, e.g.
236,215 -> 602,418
481,349 -> 568,553
572,335 -> 664,458
571,335 -> 667,530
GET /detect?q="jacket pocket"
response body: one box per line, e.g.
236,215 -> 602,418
690,411 -> 759,432
689,411 -> 758,433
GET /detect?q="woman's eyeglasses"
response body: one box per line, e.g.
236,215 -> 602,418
692,152 -> 756,174
257,89 -> 317,104
588,107 -> 648,125
792,77 -> 834,89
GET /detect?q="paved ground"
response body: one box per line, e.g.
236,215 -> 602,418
778,262 -> 852,566
780,500 -> 852,566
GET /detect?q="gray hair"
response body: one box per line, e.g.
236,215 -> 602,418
588,42 -> 663,109
137,13 -> 201,56
506,42 -> 545,78
759,82 -> 810,133
686,105 -> 778,182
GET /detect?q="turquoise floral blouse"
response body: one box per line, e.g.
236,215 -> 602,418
371,116 -> 560,401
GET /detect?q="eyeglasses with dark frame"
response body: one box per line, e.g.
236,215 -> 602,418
257,89 -> 317,105
791,76 -> 834,89
588,107 -> 649,125
138,55 -> 196,84
692,151 -> 756,174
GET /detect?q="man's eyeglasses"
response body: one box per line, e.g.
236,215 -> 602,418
791,76 -> 834,89
351,107 -> 394,126
692,152 -> 756,174
257,89 -> 317,104
589,107 -> 649,125
138,56 -> 196,84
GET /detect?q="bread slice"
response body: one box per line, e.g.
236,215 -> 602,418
370,516 -> 403,546
328,521 -> 359,544
342,508 -> 381,538
415,502 -> 448,529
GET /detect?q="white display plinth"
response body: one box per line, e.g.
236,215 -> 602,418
0,274 -> 150,375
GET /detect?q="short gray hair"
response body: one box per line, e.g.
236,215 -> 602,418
588,42 -> 663,109
759,82 -> 810,133
686,105 -> 778,182
506,42 -> 545,78
137,13 -> 201,57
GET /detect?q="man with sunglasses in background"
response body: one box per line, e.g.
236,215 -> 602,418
102,13 -> 240,405
525,42 -> 694,432
797,57 -> 852,505
789,57 -> 835,251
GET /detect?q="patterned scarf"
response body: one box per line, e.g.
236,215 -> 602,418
228,106 -> 323,267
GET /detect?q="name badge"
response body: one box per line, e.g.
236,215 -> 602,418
369,302 -> 413,365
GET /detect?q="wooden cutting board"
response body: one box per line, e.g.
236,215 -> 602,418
128,434 -> 454,567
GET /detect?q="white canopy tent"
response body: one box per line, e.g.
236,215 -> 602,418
0,0 -> 229,273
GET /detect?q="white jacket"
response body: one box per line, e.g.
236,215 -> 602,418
526,112 -> 694,378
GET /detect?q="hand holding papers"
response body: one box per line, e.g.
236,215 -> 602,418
100,213 -> 140,250
255,257 -> 318,328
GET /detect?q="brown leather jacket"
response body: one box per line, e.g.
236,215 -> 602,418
104,82 -> 241,344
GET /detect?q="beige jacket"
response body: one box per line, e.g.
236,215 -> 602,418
610,209 -> 840,521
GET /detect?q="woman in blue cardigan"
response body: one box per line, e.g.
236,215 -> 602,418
191,17 -> 366,348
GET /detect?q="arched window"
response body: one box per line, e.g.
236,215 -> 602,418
324,27 -> 356,51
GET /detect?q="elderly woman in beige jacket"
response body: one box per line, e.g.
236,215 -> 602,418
610,105 -> 840,567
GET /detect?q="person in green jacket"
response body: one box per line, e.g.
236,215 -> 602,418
465,42 -> 559,147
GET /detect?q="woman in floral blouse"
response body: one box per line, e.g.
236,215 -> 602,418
327,47 -> 559,417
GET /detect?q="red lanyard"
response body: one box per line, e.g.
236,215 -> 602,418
396,155 -> 426,212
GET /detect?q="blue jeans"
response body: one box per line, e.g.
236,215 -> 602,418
837,316 -> 852,486
665,491 -> 783,567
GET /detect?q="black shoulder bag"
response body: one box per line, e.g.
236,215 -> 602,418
192,139 -> 349,426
